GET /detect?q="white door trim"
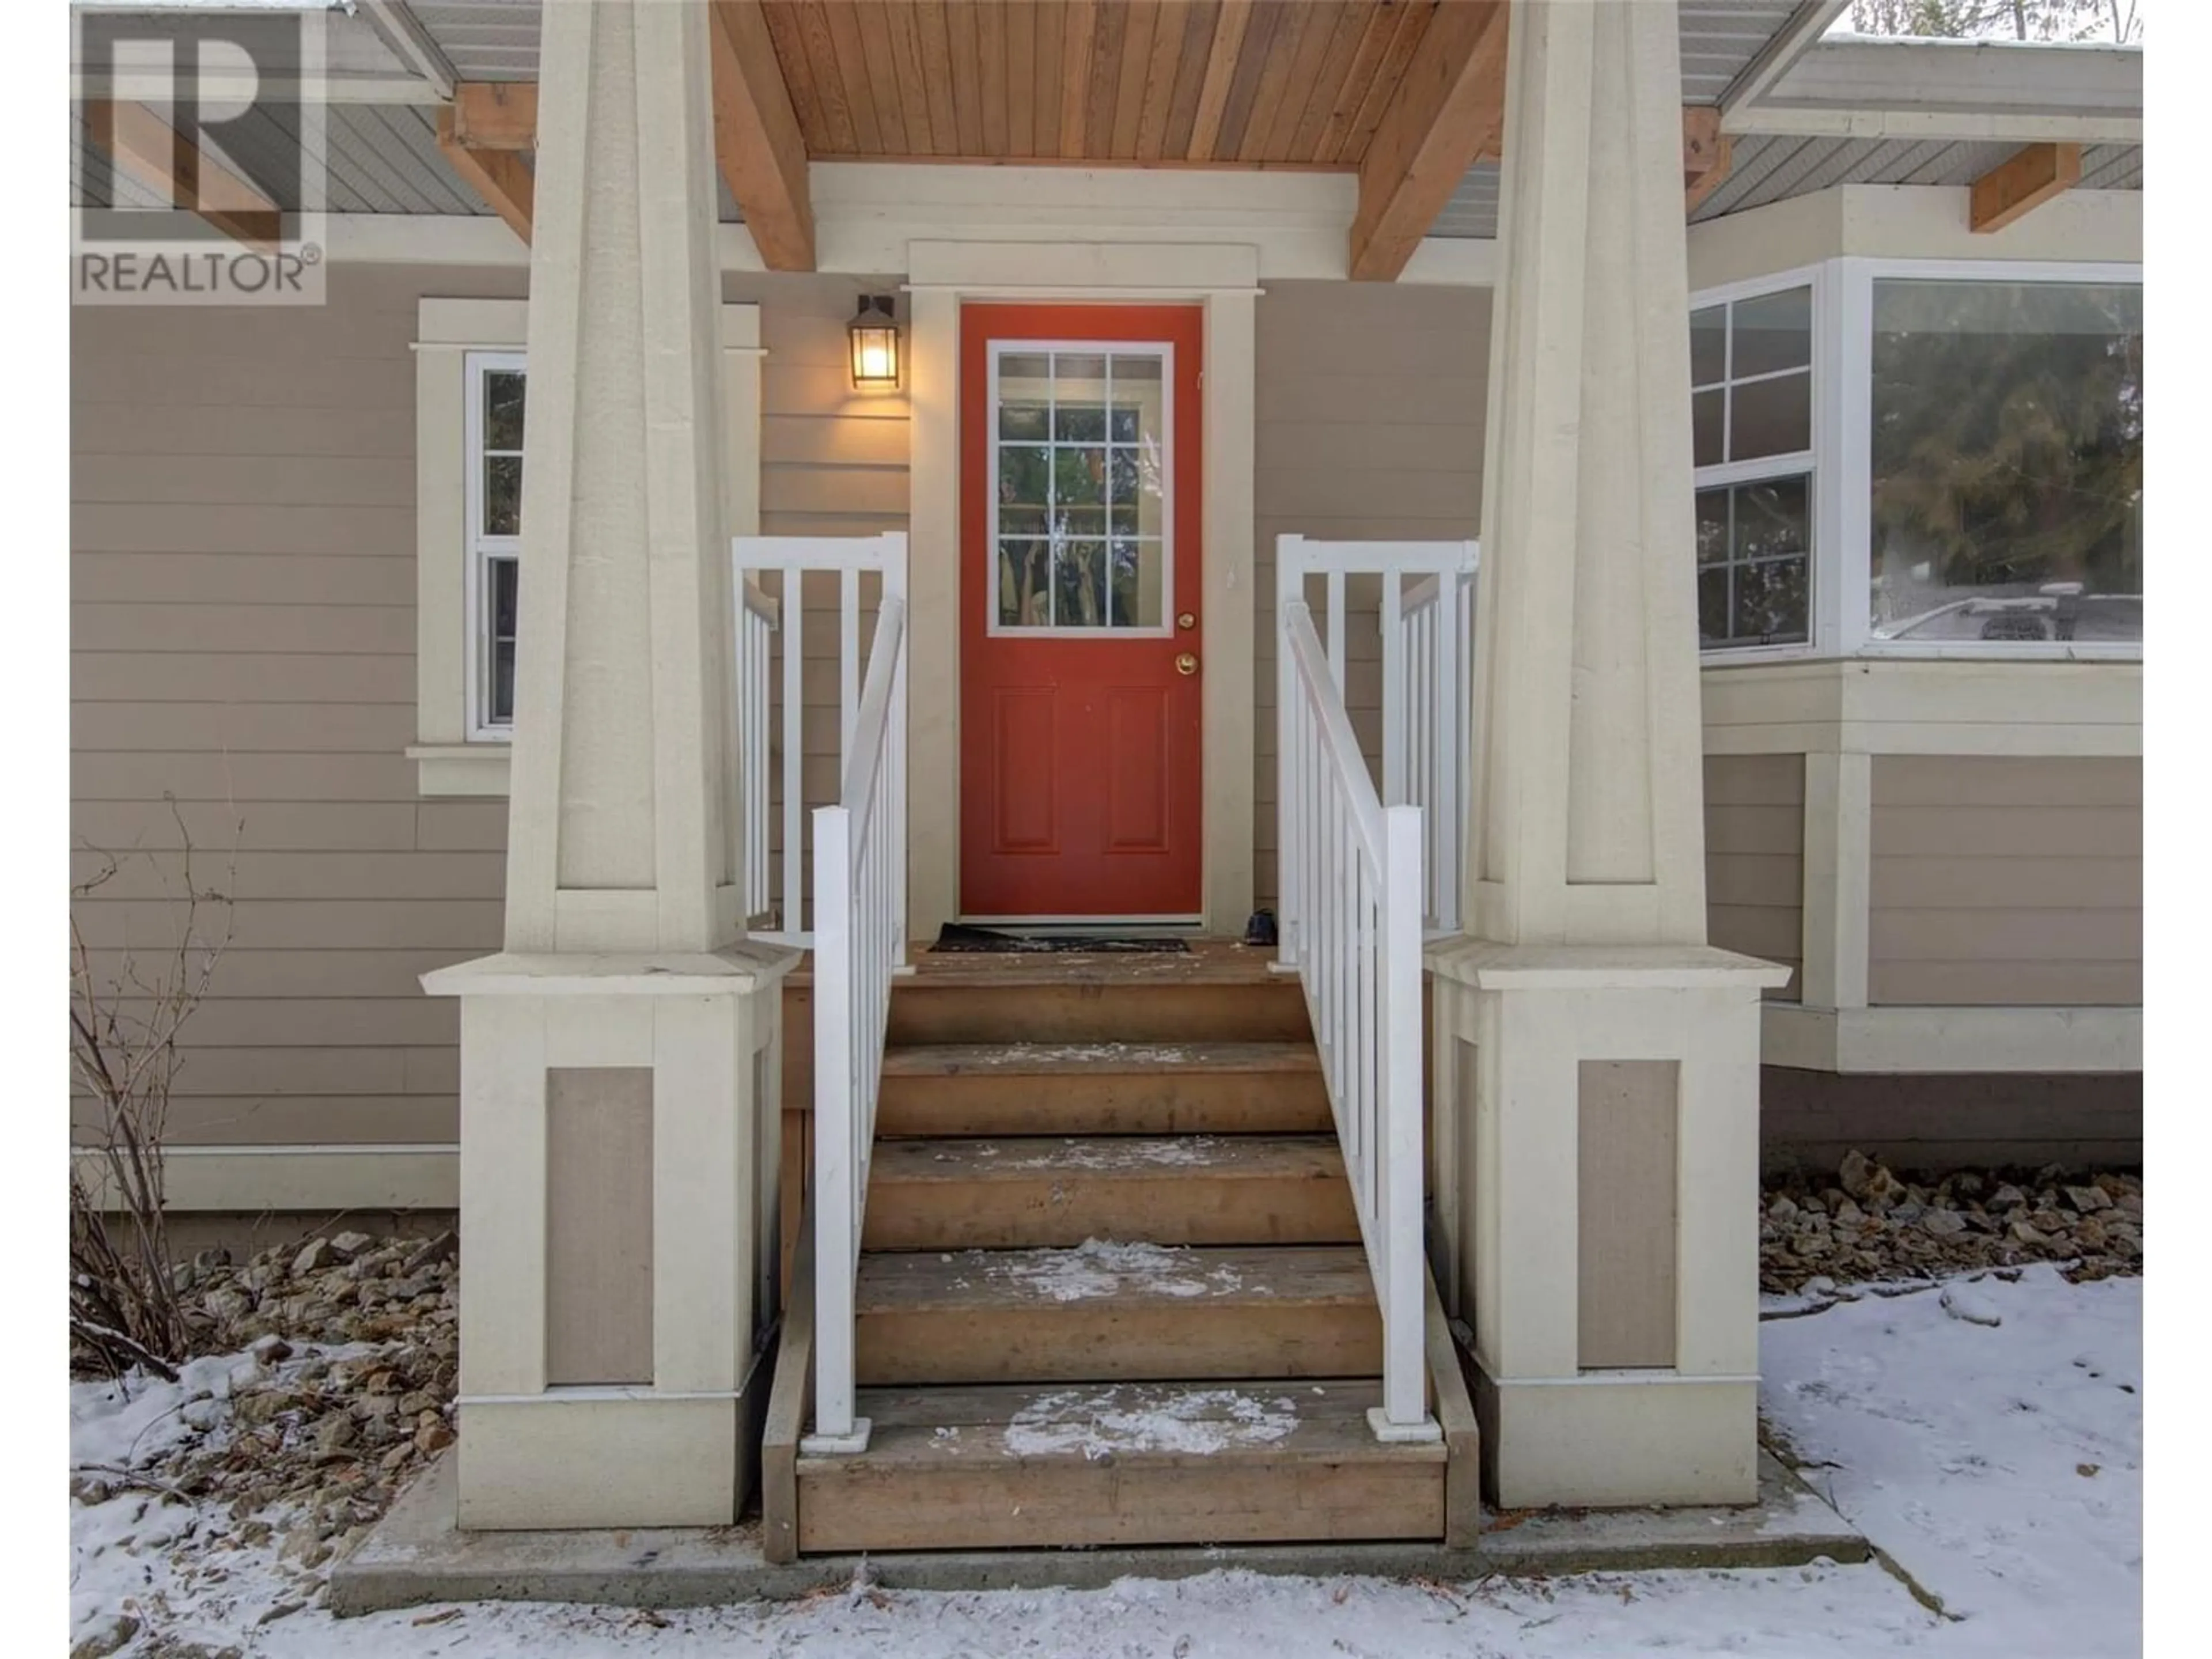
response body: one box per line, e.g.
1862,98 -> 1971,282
904,242 -> 1259,942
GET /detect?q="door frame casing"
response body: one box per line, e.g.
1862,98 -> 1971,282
904,241 -> 1259,940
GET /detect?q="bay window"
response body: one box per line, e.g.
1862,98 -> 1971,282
1691,276 -> 1817,650
1690,260 -> 2142,661
1866,278 -> 2142,645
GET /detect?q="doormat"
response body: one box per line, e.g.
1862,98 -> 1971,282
930,924 -> 1191,955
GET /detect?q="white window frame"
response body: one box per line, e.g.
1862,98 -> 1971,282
463,349 -> 527,741
1836,256 -> 2144,663
985,338 -> 1177,639
1690,262 -> 1831,661
408,297 -> 765,797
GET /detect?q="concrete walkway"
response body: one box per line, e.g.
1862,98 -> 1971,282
328,1449 -> 1865,1615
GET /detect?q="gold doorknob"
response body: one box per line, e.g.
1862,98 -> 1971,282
1177,611 -> 1198,631
1175,653 -> 1199,676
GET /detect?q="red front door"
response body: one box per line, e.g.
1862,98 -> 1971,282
959,304 -> 1205,919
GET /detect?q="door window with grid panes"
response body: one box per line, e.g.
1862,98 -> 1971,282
990,344 -> 1172,635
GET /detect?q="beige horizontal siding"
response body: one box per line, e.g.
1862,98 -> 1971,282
1868,756 -> 2142,1007
1703,755 -> 1804,1000
1252,281 -> 1490,911
71,266 -> 908,1156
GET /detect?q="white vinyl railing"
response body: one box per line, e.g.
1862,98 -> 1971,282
1276,599 -> 1438,1444
801,585 -> 908,1454
1277,535 -> 1478,937
1274,534 -> 1475,1446
731,533 -> 909,949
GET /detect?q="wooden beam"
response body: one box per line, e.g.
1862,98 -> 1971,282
1969,141 -> 2082,234
435,105 -> 533,243
84,98 -> 283,251
1683,105 -> 1734,215
709,0 -> 817,271
1349,0 -> 1507,282
450,81 -> 538,150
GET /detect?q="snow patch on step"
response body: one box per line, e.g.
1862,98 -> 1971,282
1003,1384 -> 1300,1460
983,1238 -> 1247,1302
993,1136 -> 1229,1172
964,1041 -> 1198,1067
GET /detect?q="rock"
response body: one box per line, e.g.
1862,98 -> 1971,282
403,1231 -> 458,1274
312,1414 -> 358,1461
256,1600 -> 307,1627
1832,1198 -> 1865,1225
205,1287 -> 251,1324
251,1333 -> 294,1365
386,1275 -> 432,1302
1921,1209 -> 1969,1238
329,1231 -> 376,1260
1799,1275 -> 1836,1300
1838,1150 -> 1875,1199
415,1419 -> 455,1455
2065,1185 -> 2111,1213
1940,1286 -> 2002,1327
293,1238 -> 335,1276
70,1615 -> 139,1659
1991,1184 -> 2027,1209
397,1390 -> 441,1418
2009,1220 -> 2047,1245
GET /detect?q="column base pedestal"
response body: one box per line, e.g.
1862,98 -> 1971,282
459,1391 -> 756,1530
1473,1369 -> 1760,1509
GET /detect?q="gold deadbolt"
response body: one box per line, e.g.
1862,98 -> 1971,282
1175,653 -> 1199,677
1176,611 -> 1198,631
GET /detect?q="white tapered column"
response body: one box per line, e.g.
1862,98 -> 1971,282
422,0 -> 797,1531
1427,0 -> 1788,1508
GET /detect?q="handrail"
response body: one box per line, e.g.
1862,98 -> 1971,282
803,593 -> 908,1455
1278,598 -> 1439,1445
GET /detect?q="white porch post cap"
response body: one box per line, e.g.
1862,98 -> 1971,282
421,943 -> 803,999
1422,940 -> 1796,993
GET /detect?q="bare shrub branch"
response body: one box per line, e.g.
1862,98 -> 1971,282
70,797 -> 241,1381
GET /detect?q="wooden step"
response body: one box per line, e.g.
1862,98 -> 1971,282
794,1379 -> 1445,1552
862,1135 -> 1360,1251
855,1243 -> 1380,1385
876,1040 -> 1331,1138
887,974 -> 1309,1047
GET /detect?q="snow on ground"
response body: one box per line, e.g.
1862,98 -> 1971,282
70,1263 -> 2139,1658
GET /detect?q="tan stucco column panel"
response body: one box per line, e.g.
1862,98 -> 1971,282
423,0 -> 796,1532
1432,0 -> 1787,1509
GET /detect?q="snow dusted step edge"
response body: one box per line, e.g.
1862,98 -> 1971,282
855,1241 -> 1382,1385
794,1380 -> 1446,1553
861,1134 -> 1361,1251
876,1040 -> 1332,1138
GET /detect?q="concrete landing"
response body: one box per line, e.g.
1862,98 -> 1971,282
328,1448 -> 1866,1616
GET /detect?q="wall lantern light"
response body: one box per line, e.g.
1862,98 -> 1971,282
848,294 -> 901,390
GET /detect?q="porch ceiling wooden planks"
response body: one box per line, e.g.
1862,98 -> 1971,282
1682,105 -> 1734,215
708,0 -> 818,271
1347,0 -> 1507,281
435,104 -> 534,242
1969,141 -> 2083,234
85,98 -> 283,251
756,0 -> 1448,168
